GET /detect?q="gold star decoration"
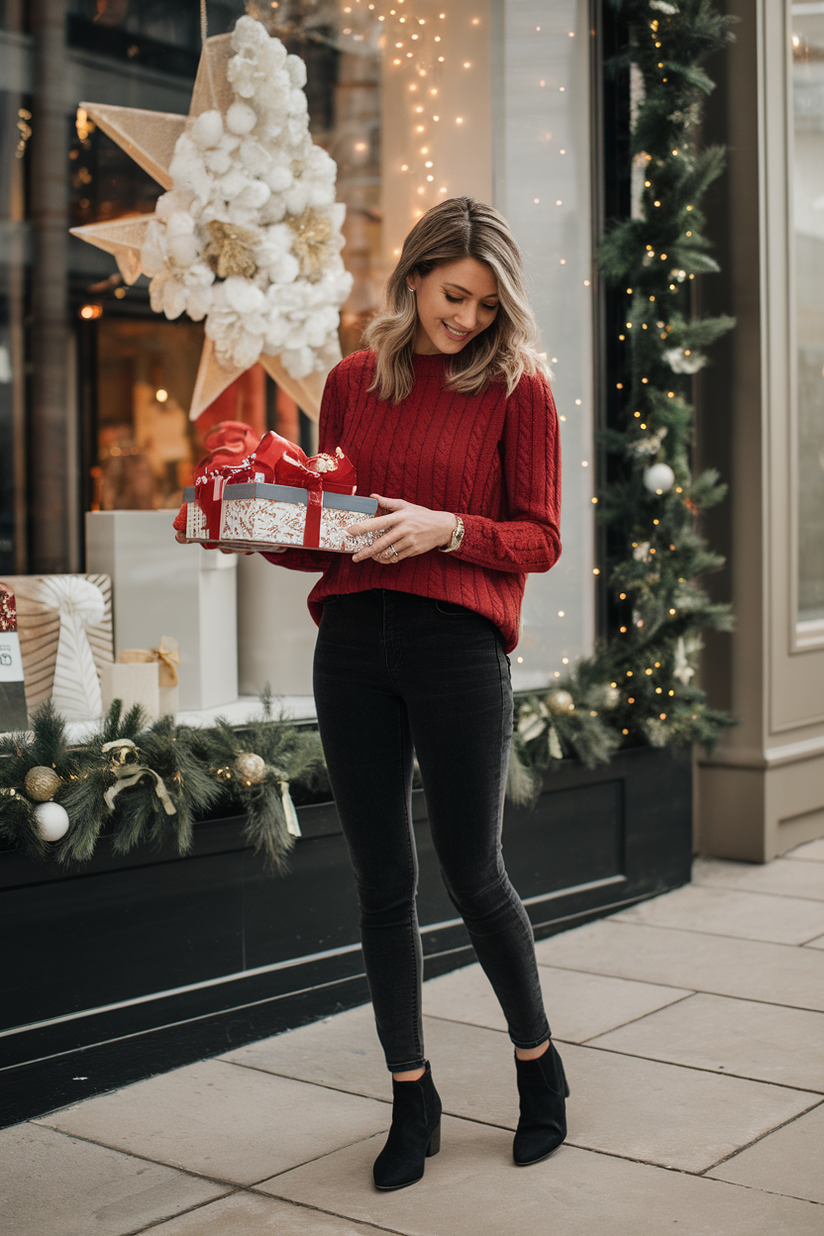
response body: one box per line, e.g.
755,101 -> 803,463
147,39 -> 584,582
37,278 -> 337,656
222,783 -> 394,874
69,33 -> 329,421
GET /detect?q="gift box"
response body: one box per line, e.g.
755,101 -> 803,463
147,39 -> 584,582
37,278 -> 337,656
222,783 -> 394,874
183,482 -> 377,553
0,584 -> 28,731
99,638 -> 180,721
100,660 -> 160,722
88,512 -> 237,711
176,429 -> 377,553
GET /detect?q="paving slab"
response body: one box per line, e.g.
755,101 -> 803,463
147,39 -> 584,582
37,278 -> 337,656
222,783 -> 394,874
130,1190 -> 391,1235
36,1058 -> 390,1186
785,838 -> 824,863
259,1116 -> 824,1236
0,1122 -> 228,1236
555,1041 -> 815,1173
693,855 -> 824,901
707,1101 -> 824,1204
221,1003 -> 388,1101
422,960 -> 692,1041
804,933 -> 824,950
611,882 -> 824,945
230,1014 -> 822,1173
588,993 -> 824,1091
534,919 -> 824,1011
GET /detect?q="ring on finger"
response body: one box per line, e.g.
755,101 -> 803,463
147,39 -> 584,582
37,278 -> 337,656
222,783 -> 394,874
389,544 -> 399,558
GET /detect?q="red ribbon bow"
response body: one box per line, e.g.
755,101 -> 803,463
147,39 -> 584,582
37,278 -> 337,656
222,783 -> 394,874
173,421 -> 261,538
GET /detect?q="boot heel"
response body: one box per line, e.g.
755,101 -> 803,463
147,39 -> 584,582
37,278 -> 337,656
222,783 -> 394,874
426,1119 -> 441,1157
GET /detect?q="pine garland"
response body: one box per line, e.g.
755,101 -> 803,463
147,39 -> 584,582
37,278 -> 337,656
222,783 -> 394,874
0,699 -> 332,870
510,0 -> 738,793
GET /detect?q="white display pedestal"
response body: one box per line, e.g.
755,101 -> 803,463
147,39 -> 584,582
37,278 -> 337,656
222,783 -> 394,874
236,551 -> 318,697
86,511 -> 238,711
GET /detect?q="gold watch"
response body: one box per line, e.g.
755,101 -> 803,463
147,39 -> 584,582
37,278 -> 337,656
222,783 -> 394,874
440,514 -> 465,554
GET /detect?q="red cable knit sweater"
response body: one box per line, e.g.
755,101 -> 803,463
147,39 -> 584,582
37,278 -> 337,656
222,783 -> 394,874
265,349 -> 562,654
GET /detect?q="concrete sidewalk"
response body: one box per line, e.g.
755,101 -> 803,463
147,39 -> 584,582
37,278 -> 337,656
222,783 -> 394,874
4,844 -> 824,1236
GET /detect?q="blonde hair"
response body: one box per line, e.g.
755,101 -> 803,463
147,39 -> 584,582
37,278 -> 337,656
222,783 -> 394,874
363,197 -> 549,404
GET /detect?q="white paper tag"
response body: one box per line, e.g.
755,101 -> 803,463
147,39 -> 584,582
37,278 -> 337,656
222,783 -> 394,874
0,632 -> 24,682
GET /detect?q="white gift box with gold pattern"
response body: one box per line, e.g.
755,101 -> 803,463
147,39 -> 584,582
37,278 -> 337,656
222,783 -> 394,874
183,483 -> 377,553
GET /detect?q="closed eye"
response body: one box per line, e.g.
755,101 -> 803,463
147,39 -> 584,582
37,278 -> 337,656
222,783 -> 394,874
445,293 -> 498,311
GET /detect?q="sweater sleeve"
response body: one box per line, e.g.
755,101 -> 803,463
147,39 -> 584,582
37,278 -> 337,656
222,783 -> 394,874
456,373 -> 562,574
259,364 -> 345,574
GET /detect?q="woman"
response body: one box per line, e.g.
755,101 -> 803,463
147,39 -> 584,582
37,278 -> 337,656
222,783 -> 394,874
238,196 -> 565,1188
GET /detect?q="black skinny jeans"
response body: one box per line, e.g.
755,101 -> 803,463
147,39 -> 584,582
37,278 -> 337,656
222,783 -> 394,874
313,589 -> 550,1073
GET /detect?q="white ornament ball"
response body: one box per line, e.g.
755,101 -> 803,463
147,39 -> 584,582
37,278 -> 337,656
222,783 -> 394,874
547,689 -> 575,716
24,765 -> 61,802
643,463 -> 675,495
33,800 -> 70,842
235,752 -> 267,785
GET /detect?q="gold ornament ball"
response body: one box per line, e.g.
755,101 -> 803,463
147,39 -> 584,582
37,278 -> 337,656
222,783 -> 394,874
547,689 -> 575,716
24,766 -> 62,802
234,752 -> 267,785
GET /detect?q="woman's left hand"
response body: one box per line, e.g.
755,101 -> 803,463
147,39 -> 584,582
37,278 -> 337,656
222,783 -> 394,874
348,495 -> 456,565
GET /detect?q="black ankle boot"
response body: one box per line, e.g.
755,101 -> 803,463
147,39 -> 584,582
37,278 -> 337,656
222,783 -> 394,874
512,1041 -> 569,1166
373,1061 -> 442,1191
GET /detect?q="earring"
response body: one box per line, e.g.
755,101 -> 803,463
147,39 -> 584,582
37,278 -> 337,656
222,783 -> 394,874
407,284 -> 415,293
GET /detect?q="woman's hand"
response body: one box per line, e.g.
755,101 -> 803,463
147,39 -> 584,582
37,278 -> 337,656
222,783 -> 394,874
348,495 -> 456,565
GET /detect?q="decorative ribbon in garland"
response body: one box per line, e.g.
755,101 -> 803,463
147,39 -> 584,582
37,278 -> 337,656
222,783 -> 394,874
101,738 -> 177,816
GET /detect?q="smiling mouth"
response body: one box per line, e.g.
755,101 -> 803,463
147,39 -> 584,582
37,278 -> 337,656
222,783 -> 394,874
443,323 -> 470,339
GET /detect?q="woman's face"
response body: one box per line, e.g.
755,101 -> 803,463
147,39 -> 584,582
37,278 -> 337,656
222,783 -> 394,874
408,257 -> 499,356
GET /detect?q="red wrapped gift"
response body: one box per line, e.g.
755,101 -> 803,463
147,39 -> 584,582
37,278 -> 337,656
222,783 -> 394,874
176,430 -> 377,553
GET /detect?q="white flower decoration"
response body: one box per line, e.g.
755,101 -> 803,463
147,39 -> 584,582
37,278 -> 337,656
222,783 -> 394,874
140,17 -> 352,385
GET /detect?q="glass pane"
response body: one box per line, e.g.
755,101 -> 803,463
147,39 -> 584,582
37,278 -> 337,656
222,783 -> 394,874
793,5 -> 824,633
0,83 -> 27,572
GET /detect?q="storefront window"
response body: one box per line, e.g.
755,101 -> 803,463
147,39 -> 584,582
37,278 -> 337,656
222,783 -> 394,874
3,0 -> 596,684
793,4 -> 824,639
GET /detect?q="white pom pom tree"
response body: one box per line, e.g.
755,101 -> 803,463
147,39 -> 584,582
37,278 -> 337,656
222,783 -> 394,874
70,16 -> 353,421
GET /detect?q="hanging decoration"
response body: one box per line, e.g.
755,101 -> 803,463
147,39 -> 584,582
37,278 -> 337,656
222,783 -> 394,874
101,738 -> 178,816
24,766 -> 61,802
642,462 -> 675,495
0,703 -> 77,855
234,751 -> 267,784
69,16 -> 353,421
33,801 -> 71,842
